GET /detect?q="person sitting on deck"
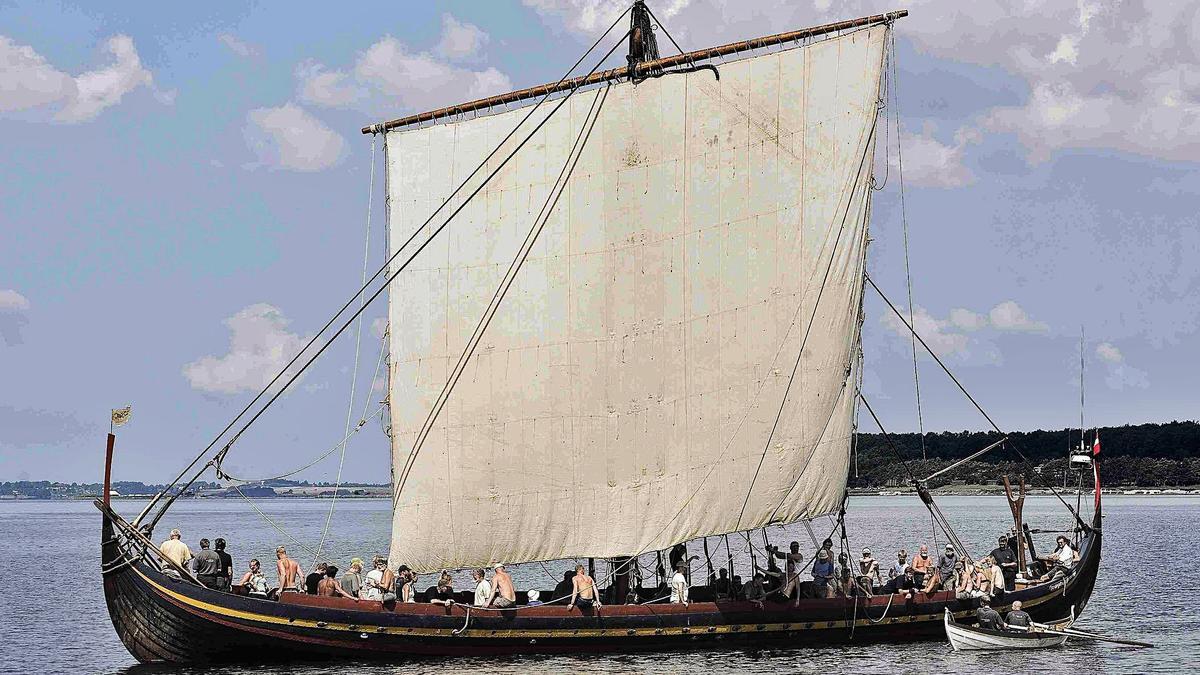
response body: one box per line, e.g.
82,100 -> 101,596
889,549 -> 908,583
979,556 -> 1005,598
318,565 -> 358,601
712,567 -> 733,600
487,563 -> 516,608
214,538 -> 233,592
526,589 -> 543,606
769,541 -> 805,607
340,559 -> 364,598
730,575 -> 744,601
881,566 -> 917,598
192,538 -> 223,590
990,535 -> 1018,591
159,528 -> 192,569
570,564 -> 602,611
857,547 -> 881,596
398,566 -> 419,603
956,561 -> 988,600
975,599 -> 1005,630
1005,600 -> 1033,630
1042,535 -> 1079,569
276,546 -> 302,595
911,544 -> 933,587
305,562 -> 328,595
811,549 -> 835,598
430,570 -> 455,606
670,562 -> 689,606
472,568 -> 491,607
239,558 -> 270,598
742,572 -> 768,609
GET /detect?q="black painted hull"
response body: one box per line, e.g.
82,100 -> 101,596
99,503 -> 1101,663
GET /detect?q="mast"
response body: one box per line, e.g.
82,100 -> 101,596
362,10 -> 907,134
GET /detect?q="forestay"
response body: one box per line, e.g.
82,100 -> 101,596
384,25 -> 887,572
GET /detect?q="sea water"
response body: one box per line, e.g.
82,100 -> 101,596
1,495 -> 1193,674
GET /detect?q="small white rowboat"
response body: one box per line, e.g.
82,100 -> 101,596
944,609 -> 1069,651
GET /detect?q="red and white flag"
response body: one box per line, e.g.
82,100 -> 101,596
1092,432 -> 1101,456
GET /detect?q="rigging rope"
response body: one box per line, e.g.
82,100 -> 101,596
135,5 -> 635,530
865,275 -> 1090,530
888,26 -> 928,462
312,134 -> 378,565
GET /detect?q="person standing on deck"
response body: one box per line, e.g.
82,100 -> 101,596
214,538 -> 233,592
192,538 -> 223,590
990,535 -> 1018,591
670,563 -> 689,605
487,564 -> 516,608
159,528 -> 192,569
569,564 -> 601,611
811,549 -> 835,598
936,544 -> 959,592
276,546 -> 302,594
669,543 -> 699,583
340,559 -> 364,598
889,549 -> 908,582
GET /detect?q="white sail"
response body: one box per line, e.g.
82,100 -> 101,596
384,25 -> 886,572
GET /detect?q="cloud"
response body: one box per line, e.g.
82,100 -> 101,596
218,33 -> 261,58
0,289 -> 31,346
436,14 -> 488,60
355,36 -> 512,112
881,305 -> 969,358
522,0 -> 690,34
1095,342 -> 1122,364
988,300 -> 1048,332
183,303 -> 311,395
296,61 -> 363,107
296,26 -> 511,116
948,308 -> 986,332
0,289 -> 31,311
1093,341 -> 1149,390
890,125 -> 977,188
0,34 -> 156,123
245,103 -> 346,171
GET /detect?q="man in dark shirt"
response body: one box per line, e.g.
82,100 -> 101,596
975,600 -> 1005,630
213,538 -> 233,592
305,562 -> 328,595
192,538 -> 223,590
990,535 -> 1018,591
1005,600 -> 1033,630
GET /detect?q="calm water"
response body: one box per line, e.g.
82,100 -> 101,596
1,495 -> 1193,674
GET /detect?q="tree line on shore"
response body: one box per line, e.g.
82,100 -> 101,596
852,420 -> 1200,488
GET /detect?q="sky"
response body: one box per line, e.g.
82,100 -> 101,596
1,0 -> 1197,484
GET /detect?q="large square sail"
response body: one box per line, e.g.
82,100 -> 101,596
384,25 -> 886,572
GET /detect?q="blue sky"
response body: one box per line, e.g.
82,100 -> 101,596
1,1 -> 1197,483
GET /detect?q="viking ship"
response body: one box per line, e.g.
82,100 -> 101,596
97,3 -> 1104,663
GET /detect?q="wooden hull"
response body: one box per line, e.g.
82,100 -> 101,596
99,503 -> 1102,663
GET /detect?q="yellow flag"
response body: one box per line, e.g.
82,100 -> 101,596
111,406 -> 132,427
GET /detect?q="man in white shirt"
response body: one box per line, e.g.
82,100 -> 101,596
670,563 -> 689,605
159,528 -> 192,568
472,568 -> 491,607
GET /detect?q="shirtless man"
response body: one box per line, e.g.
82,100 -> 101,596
275,546 -> 301,595
487,564 -> 516,608
317,565 -> 358,601
569,563 -> 601,611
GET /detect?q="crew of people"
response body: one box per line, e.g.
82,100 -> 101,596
156,527 -> 1080,612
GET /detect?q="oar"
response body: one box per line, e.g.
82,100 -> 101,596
1050,626 -> 1153,648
